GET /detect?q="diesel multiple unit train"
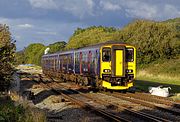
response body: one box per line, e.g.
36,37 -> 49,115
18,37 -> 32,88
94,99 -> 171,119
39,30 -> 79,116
42,41 -> 136,90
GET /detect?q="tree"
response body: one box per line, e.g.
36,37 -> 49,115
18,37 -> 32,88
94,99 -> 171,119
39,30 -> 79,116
48,41 -> 66,53
15,41 -> 67,66
65,18 -> 180,65
0,24 -> 16,91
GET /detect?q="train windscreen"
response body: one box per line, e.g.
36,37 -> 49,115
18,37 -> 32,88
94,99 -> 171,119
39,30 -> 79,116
126,48 -> 134,62
102,48 -> 111,62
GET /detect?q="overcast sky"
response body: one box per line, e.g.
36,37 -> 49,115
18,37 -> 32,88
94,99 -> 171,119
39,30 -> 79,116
0,0 -> 179,50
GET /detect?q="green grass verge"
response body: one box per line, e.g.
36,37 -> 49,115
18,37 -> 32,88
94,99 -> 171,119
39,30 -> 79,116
0,96 -> 46,122
135,57 -> 180,93
135,69 -> 180,93
0,97 -> 25,122
137,70 -> 180,85
134,79 -> 180,100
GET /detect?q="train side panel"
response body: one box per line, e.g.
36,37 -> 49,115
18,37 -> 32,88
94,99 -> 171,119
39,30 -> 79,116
75,48 -> 100,76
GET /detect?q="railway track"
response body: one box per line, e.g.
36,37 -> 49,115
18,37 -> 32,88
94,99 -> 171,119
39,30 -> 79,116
103,92 -> 180,116
19,72 -> 179,121
37,75 -> 130,122
34,74 -> 175,122
50,77 -> 180,114
124,92 -> 180,107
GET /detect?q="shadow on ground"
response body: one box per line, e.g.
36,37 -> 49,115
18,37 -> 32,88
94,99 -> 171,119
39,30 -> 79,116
32,89 -> 57,105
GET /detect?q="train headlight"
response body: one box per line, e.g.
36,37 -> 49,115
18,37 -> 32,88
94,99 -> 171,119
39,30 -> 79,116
103,69 -> 111,73
126,69 -> 133,73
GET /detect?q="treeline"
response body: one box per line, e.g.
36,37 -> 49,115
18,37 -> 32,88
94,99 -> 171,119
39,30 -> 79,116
66,19 -> 180,65
16,18 -> 180,66
0,24 -> 16,91
16,41 -> 66,65
121,19 -> 180,64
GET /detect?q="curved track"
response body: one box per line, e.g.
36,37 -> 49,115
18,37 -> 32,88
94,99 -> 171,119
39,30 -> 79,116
35,74 -> 176,122
38,74 -> 130,122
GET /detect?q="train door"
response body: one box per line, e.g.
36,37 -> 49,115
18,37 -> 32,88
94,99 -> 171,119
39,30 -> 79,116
80,52 -> 82,74
111,45 -> 125,77
88,51 -> 92,73
115,50 -> 123,76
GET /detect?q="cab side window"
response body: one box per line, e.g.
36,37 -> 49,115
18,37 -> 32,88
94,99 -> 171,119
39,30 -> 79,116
102,48 -> 111,62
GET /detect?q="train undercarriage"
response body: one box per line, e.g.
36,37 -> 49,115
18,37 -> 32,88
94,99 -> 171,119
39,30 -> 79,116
43,70 -> 134,91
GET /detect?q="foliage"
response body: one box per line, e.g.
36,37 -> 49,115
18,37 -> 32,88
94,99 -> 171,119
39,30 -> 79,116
48,41 -> 66,53
66,18 -> 180,65
120,19 -> 180,64
0,99 -> 45,122
16,18 -> 180,68
0,100 -> 25,122
23,43 -> 46,65
16,41 -> 66,66
0,24 -> 16,91
15,50 -> 25,65
65,26 -> 119,49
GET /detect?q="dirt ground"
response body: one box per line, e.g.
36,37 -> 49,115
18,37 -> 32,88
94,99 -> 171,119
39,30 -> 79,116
13,65 -> 107,122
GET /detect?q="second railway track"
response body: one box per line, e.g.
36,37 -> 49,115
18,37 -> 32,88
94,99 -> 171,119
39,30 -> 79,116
103,92 -> 180,116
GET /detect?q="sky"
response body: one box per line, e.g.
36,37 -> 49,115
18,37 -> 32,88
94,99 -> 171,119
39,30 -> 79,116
0,0 -> 179,51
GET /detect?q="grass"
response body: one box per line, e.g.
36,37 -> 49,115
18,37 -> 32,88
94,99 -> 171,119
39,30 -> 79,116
0,95 -> 46,122
137,70 -> 180,85
135,70 -> 180,93
135,71 -> 180,100
138,56 -> 180,76
0,96 -> 25,122
135,57 -> 180,99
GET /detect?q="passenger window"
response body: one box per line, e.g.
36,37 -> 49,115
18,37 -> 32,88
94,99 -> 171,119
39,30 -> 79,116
102,48 -> 111,62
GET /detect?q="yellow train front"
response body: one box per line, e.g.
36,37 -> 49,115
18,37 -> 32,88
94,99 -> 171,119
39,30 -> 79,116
42,42 -> 136,91
99,43 -> 136,90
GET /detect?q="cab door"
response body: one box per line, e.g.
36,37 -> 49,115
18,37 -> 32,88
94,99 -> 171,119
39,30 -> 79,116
115,50 -> 123,76
111,45 -> 125,77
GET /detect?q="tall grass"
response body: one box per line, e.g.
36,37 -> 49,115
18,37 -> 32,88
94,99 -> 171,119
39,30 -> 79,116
137,57 -> 180,85
0,96 -> 46,122
137,70 -> 180,85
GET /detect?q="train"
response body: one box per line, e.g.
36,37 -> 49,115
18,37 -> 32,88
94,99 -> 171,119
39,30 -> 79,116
42,41 -> 136,91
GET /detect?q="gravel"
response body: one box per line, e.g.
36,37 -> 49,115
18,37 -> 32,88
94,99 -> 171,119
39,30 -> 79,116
17,65 -> 108,122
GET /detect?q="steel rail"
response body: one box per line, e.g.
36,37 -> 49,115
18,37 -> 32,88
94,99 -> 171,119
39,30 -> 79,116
104,92 -> 180,116
124,92 -> 180,109
38,75 -> 130,122
51,82 -> 170,122
35,74 -> 174,122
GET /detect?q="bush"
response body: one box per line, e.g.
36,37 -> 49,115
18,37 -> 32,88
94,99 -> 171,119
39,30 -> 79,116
0,24 -> 16,91
0,102 -> 25,122
0,100 -> 46,122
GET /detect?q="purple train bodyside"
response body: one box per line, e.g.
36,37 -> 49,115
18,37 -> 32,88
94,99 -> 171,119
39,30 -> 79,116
42,45 -> 101,85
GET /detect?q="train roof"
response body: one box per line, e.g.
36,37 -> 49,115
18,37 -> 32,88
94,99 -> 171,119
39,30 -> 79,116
42,50 -> 74,57
42,41 -> 129,57
80,40 -> 127,49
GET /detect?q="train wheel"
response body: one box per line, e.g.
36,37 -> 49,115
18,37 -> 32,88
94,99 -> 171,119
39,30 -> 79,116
75,78 -> 78,84
103,87 -> 107,92
110,89 -> 113,93
121,89 -> 127,93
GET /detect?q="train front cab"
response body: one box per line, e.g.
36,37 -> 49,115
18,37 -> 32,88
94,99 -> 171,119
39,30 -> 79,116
100,44 -> 136,90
